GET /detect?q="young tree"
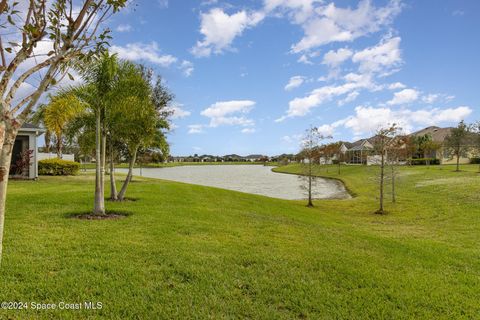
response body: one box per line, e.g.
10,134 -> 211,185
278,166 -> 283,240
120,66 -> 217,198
43,93 -> 85,158
444,120 -> 469,172
75,52 -> 119,214
299,126 -> 331,207
374,124 -> 399,214
414,134 -> 441,166
109,62 -> 172,201
0,0 -> 126,263
386,135 -> 407,203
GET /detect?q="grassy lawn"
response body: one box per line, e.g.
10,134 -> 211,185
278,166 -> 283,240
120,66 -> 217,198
0,164 -> 479,319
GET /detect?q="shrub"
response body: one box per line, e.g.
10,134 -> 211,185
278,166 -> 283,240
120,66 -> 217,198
408,158 -> 440,165
39,158 -> 80,176
470,157 -> 480,164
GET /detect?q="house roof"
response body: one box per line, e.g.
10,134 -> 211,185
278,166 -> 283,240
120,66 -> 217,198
410,126 -> 453,143
19,123 -> 45,135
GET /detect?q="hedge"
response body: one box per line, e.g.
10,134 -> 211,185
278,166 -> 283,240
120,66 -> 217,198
408,158 -> 440,165
38,158 -> 80,176
470,158 -> 480,164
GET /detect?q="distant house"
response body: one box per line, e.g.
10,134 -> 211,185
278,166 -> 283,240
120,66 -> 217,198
410,126 -> 477,164
340,139 -> 375,164
338,125 -> 478,165
245,154 -> 267,162
11,123 -> 45,179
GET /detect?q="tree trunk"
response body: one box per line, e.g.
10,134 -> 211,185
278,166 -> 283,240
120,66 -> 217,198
56,134 -> 62,159
456,152 -> 460,172
0,129 -> 16,264
307,160 -> 313,207
117,147 -> 137,201
391,164 -> 396,203
45,130 -> 51,153
109,140 -> 117,201
378,151 -> 385,214
93,111 -> 105,215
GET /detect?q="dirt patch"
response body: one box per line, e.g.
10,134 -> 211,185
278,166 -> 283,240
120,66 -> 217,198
68,211 -> 131,220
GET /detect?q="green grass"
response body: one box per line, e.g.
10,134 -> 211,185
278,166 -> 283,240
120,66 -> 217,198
0,164 -> 479,319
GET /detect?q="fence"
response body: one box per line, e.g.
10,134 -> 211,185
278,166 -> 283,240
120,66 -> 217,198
38,152 -> 75,162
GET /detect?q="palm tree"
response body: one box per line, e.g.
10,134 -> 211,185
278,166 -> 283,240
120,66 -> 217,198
43,93 -> 85,158
74,52 -> 119,215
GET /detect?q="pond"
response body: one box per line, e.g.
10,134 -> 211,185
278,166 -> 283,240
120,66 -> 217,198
118,165 -> 351,200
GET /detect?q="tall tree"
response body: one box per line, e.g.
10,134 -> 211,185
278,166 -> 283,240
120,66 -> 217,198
0,0 -> 126,264
444,121 -> 469,172
374,124 -> 399,214
115,65 -> 172,201
75,52 -> 119,214
299,126 -> 330,207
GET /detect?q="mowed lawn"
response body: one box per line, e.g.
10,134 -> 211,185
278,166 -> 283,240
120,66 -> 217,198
0,164 -> 479,319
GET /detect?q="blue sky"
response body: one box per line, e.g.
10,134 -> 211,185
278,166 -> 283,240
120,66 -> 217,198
107,0 -> 479,156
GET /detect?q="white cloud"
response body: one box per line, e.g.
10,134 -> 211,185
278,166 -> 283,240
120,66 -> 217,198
291,0 -> 402,53
422,93 -> 439,104
191,8 -> 265,57
337,105 -> 472,137
168,104 -> 191,119
352,36 -> 402,75
200,100 -> 256,128
111,42 -> 193,77
337,91 -> 359,106
241,128 -> 256,134
111,42 -> 177,67
180,60 -> 194,77
116,24 -> 132,32
387,88 -> 419,105
316,124 -> 335,136
297,51 -> 320,64
388,82 -> 406,90
284,76 -> 306,91
322,48 -> 353,67
282,134 -> 302,144
188,124 -> 204,134
276,72 -> 377,121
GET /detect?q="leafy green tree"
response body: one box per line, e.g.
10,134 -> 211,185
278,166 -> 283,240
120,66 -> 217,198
444,121 -> 469,172
0,0 -> 126,263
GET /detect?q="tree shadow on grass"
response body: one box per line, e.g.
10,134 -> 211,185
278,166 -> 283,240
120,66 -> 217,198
65,210 -> 132,220
106,197 -> 140,203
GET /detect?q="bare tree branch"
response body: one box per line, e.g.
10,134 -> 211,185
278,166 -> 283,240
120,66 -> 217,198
5,56 -> 56,105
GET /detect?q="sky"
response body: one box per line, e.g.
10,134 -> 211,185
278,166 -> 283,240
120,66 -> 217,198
106,0 -> 480,156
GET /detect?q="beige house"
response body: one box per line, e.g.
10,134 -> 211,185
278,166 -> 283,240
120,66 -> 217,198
339,126 -> 478,165
410,126 -> 477,164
